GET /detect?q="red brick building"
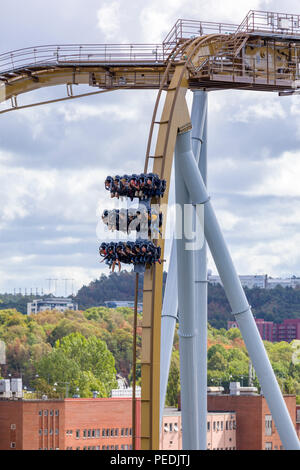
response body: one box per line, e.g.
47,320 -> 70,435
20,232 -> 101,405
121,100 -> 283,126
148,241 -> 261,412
228,318 -> 300,343
0,398 -> 141,450
207,394 -> 297,450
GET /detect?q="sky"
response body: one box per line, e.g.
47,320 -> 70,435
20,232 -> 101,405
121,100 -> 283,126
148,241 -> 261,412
1,0 -> 300,295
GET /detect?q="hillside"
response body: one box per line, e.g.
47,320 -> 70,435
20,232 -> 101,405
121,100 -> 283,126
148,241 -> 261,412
75,272 -> 300,328
0,307 -> 299,404
1,272 -> 300,328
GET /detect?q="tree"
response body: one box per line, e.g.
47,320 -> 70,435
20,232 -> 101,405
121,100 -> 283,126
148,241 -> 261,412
53,332 -> 117,395
166,351 -> 180,407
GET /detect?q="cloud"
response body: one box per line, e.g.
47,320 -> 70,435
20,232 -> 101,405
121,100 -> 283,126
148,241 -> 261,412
1,0 -> 300,293
97,2 -> 122,41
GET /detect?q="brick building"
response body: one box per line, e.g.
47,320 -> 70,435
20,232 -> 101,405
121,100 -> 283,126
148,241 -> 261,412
0,398 -> 141,450
228,318 -> 300,343
0,396 -> 297,450
207,394 -> 297,450
160,408 -> 236,450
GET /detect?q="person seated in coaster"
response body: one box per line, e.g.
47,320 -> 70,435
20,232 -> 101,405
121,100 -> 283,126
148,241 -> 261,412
120,175 -> 129,199
112,176 -> 121,198
105,176 -> 113,192
128,175 -> 140,200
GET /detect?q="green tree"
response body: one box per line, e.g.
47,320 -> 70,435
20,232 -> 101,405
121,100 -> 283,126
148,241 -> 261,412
166,351 -> 180,407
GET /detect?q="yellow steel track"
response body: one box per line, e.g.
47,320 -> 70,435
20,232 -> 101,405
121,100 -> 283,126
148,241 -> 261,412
1,12 -> 300,448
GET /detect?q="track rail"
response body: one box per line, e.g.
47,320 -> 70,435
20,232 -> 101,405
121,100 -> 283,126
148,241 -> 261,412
141,34 -> 222,450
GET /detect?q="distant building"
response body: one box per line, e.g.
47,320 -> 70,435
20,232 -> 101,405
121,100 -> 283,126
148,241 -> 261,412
267,276 -> 300,289
27,298 -> 78,315
208,272 -> 300,290
0,392 -> 296,450
228,318 -> 300,343
0,398 -> 140,450
160,408 -> 236,451
207,393 -> 297,450
208,273 -> 267,289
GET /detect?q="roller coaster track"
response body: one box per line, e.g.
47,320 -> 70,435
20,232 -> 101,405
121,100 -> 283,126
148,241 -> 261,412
140,33 -> 222,450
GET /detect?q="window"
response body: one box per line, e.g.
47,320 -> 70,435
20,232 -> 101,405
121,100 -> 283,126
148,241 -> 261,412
10,442 -> 16,449
213,422 -> 216,431
169,423 -> 173,432
88,429 -> 91,438
207,422 -> 210,432
44,429 -> 48,436
76,430 -> 80,439
115,428 -> 119,436
44,410 -> 48,416
265,415 -> 272,436
110,429 -> 114,437
50,410 -> 54,416
96,429 -> 100,438
39,429 -> 42,436
102,429 -> 106,437
55,410 -> 59,416
39,410 -> 42,416
55,429 -> 59,435
265,442 -> 272,450
49,429 -> 53,436
10,424 -> 16,430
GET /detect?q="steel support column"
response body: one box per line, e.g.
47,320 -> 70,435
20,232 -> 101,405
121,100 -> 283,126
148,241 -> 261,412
175,128 -> 199,450
175,128 -> 300,451
191,90 -> 208,450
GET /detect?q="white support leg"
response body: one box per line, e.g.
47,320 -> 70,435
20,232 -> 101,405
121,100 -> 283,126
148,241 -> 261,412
175,130 -> 199,450
192,90 -> 208,450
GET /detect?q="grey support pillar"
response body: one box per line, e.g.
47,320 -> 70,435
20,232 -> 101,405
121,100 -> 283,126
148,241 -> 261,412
191,90 -> 208,450
175,130 -> 199,449
159,240 -> 178,427
176,128 -> 300,451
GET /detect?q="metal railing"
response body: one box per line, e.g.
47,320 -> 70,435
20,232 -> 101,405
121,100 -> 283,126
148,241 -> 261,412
236,10 -> 300,37
0,43 -> 168,75
197,56 -> 298,85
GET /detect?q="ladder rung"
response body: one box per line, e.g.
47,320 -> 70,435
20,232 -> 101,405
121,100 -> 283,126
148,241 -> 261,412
167,87 -> 177,91
154,120 -> 169,124
148,155 -> 163,159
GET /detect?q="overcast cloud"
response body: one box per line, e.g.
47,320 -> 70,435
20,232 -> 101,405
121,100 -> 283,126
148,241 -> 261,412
1,0 -> 300,295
